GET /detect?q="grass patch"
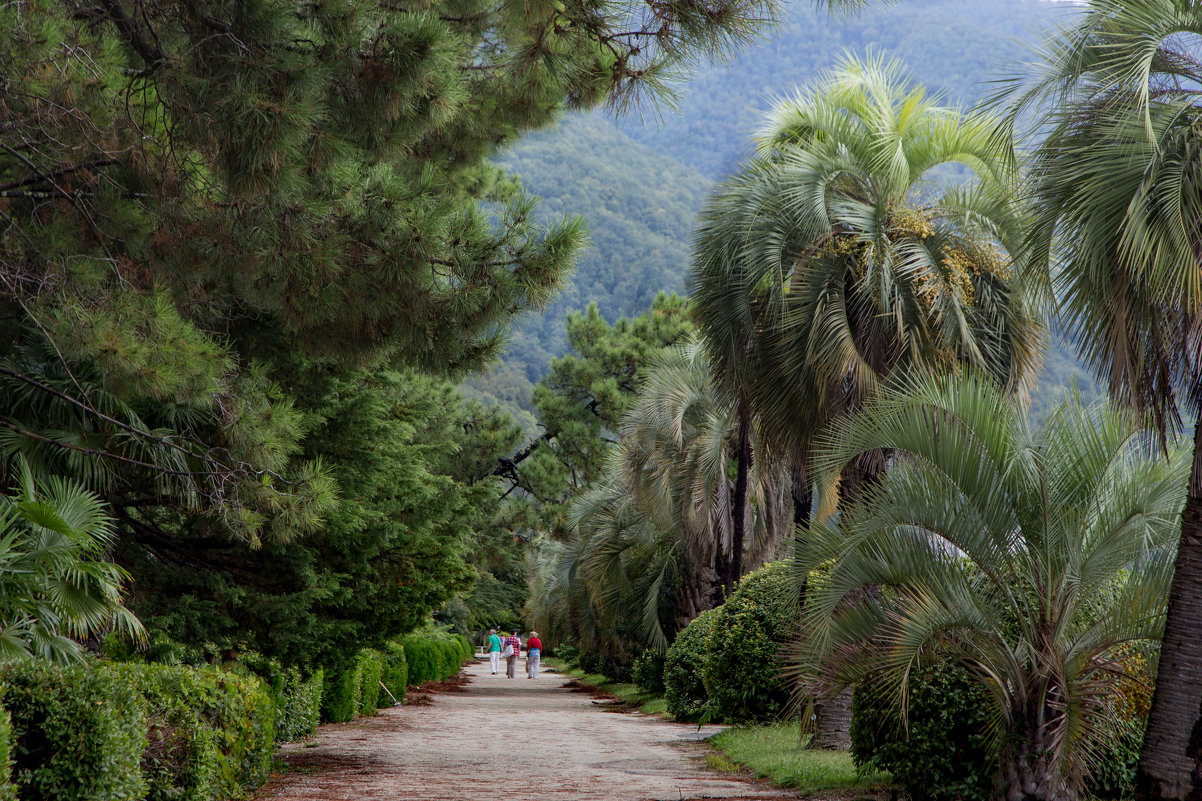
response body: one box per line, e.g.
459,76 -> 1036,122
708,723 -> 890,795
543,659 -> 667,716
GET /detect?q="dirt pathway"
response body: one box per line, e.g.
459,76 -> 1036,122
259,657 -> 796,801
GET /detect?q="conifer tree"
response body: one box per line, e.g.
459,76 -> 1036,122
0,0 -> 780,537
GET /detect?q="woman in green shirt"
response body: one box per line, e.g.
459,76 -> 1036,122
486,629 -> 502,674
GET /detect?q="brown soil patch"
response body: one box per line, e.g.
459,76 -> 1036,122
416,672 -> 472,693
259,658 -> 798,801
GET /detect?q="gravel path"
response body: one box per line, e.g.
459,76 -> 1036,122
259,657 -> 796,801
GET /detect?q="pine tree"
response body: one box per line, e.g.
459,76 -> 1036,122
0,0 -> 780,538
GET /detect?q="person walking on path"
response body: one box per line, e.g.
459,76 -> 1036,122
526,631 -> 542,679
504,630 -> 521,679
486,629 -> 502,675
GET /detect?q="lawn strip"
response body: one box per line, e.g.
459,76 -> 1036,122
707,723 -> 892,797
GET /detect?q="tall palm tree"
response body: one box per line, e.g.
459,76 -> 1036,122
691,55 -> 1043,746
799,373 -> 1185,801
1004,3 -> 1202,796
0,461 -> 145,662
693,55 -> 1042,510
529,342 -> 790,658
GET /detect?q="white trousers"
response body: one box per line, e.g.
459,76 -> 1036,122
489,651 -> 500,673
527,649 -> 541,678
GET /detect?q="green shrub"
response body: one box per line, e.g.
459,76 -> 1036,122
402,627 -> 470,686
201,669 -> 275,797
238,655 -> 322,742
322,662 -> 362,724
378,643 -> 408,706
704,561 -> 797,721
356,651 -> 384,716
136,666 -> 274,800
1,661 -> 148,801
632,649 -> 666,694
851,663 -> 993,801
1088,707 -> 1144,799
554,643 -> 580,665
664,608 -> 719,721
128,664 -> 220,801
0,706 -> 15,801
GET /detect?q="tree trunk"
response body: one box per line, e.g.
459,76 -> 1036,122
792,463 -> 811,531
727,400 -> 752,593
809,686 -> 853,749
1135,410 -> 1202,801
1001,721 -> 1078,801
807,455 -> 880,750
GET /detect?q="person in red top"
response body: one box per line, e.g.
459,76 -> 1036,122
504,630 -> 521,679
526,631 -> 543,679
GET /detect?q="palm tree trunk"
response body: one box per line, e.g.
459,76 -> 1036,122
792,463 -> 811,530
1001,719 -> 1078,801
1135,411 -> 1202,801
808,455 -> 880,750
728,399 -> 752,592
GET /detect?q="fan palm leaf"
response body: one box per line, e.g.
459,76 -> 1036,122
798,374 -> 1184,801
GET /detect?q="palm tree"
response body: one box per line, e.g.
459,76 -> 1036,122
0,461 -> 145,662
1004,3 -> 1202,796
528,342 -> 790,659
798,373 -> 1185,801
691,55 -> 1043,746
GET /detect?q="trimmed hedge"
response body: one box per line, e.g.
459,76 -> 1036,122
239,656 -> 322,743
132,664 -> 220,801
703,561 -> 796,721
851,663 -> 993,801
1,661 -> 148,801
127,663 -> 275,801
664,607 -> 719,721
0,707 -> 14,801
356,651 -> 384,716
401,629 -> 472,686
377,643 -> 408,706
322,663 -> 361,724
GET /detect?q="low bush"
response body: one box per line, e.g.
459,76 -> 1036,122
664,608 -> 719,721
377,643 -> 408,706
704,561 -> 797,722
1,661 -> 148,801
129,664 -> 220,801
201,669 -> 275,797
402,627 -> 471,686
554,643 -> 580,666
239,655 -> 322,742
851,663 -> 993,801
0,706 -> 14,801
356,650 -> 384,716
632,649 -> 666,694
322,663 -> 362,724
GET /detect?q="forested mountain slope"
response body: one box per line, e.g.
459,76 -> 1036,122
475,0 -> 1098,414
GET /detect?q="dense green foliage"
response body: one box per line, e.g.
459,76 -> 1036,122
704,562 -> 795,722
401,629 -> 474,687
663,608 -> 719,721
800,375 -> 1185,799
121,370 -> 518,671
0,467 -> 143,663
129,664 -> 275,801
487,117 -> 712,387
238,657 -> 323,743
377,644 -> 409,707
0,708 -> 12,801
851,664 -> 993,801
631,650 -> 667,695
1,661 -> 148,801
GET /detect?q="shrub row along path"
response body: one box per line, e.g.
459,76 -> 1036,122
259,657 -> 795,801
